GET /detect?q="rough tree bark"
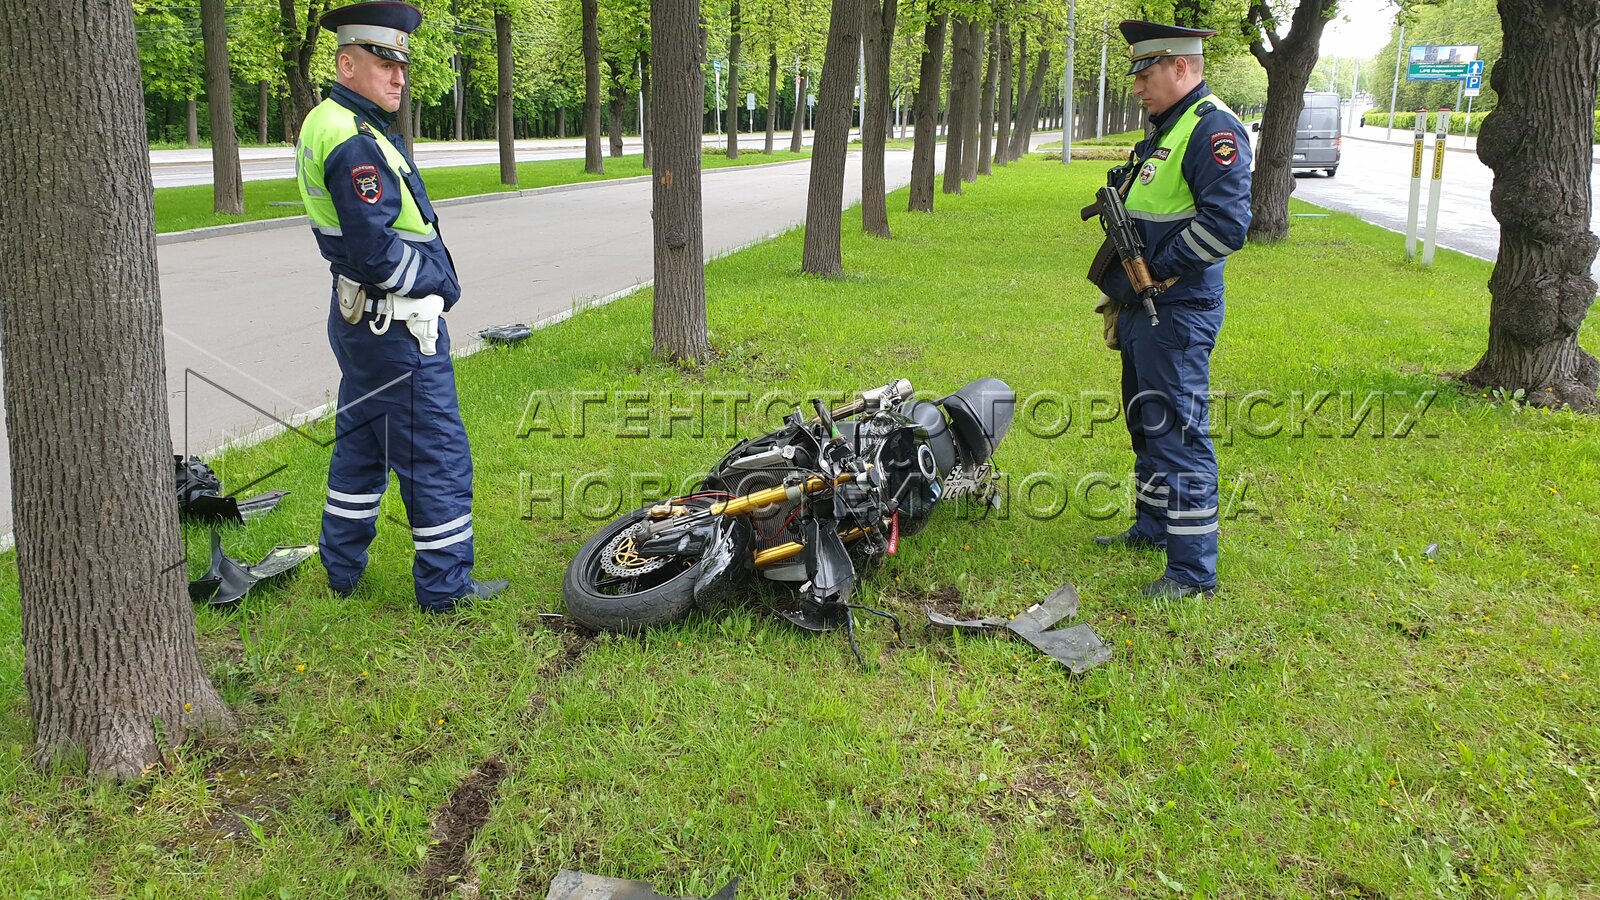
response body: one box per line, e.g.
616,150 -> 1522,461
908,9 -> 948,212
278,0 -> 324,143
960,21 -> 983,183
727,0 -> 742,158
1463,0 -> 1600,410
607,61 -> 626,158
941,20 -> 969,194
651,0 -> 709,361
641,52 -> 652,168
862,0 -> 899,237
791,66 -> 809,153
1008,45 -> 1048,159
0,0 -> 234,781
185,98 -> 199,147
201,0 -> 242,214
582,0 -> 604,174
496,11 -> 517,185
257,80 -> 270,145
1245,0 -> 1334,242
972,21 -> 985,175
801,0 -> 864,275
400,80 -> 415,154
765,50 -> 779,154
994,21 -> 1011,167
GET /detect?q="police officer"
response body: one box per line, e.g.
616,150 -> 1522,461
296,1 -> 506,612
1092,20 -> 1252,600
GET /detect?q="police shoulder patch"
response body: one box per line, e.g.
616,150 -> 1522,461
351,164 -> 383,204
1194,101 -> 1216,117
1209,130 -> 1239,167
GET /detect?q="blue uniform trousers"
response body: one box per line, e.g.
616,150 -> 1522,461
1118,300 -> 1223,588
321,298 -> 476,609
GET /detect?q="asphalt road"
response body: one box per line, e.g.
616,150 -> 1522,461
0,147 -> 936,537
1285,121 -> 1600,281
151,132 -> 825,187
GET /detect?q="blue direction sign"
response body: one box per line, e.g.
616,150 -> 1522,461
1467,60 -> 1485,76
1465,73 -> 1483,97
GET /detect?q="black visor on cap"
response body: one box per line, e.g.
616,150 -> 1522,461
1129,56 -> 1162,75
360,43 -> 410,64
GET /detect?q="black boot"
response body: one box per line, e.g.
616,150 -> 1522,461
422,578 -> 510,614
1138,576 -> 1218,600
1093,530 -> 1166,552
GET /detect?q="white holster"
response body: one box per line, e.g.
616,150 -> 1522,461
391,294 -> 445,356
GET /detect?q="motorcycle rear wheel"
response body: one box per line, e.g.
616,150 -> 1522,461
562,502 -> 724,633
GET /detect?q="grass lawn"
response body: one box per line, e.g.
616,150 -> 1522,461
3,156 -> 1598,897
154,149 -> 810,234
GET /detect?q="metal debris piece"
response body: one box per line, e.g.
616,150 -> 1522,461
545,870 -> 737,900
923,582 -> 1112,674
477,323 -> 533,345
1423,542 -> 1439,560
189,529 -> 317,607
924,608 -> 1010,634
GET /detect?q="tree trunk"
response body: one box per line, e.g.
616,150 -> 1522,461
1009,45 -> 1048,159
495,12 -> 517,185
994,21 -> 1011,167
791,68 -> 809,153
1011,28 -> 1026,161
977,22 -> 997,176
801,0 -> 863,275
651,0 -> 709,361
908,9 -> 948,212
1463,0 -> 1600,410
201,0 -> 242,214
641,52 -> 653,168
765,50 -> 779,154
453,54 -> 467,140
1246,0 -> 1334,242
0,0 -> 234,781
727,0 -> 741,158
185,98 -> 199,147
960,21 -> 983,183
607,66 -> 626,158
257,79 -> 270,145
278,0 -> 322,144
862,0 -> 898,237
941,20 -> 969,194
400,80 -> 415,156
582,0 -> 604,174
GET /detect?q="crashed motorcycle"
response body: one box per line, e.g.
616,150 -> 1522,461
561,377 -> 1015,658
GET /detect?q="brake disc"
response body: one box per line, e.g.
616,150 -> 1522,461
600,522 -> 671,579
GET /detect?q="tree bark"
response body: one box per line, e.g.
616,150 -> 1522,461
453,54 -> 468,140
977,22 -> 997,176
791,67 -> 809,153
1246,0 -> 1335,242
1008,45 -> 1048,159
862,0 -> 898,237
941,20 -> 968,194
908,9 -> 948,212
651,0 -> 709,361
201,0 -> 242,214
278,0 -> 322,144
801,0 -> 863,275
257,79 -> 270,145
994,21 -> 1011,167
1011,27 -> 1026,161
400,80 -> 415,156
185,98 -> 199,147
727,0 -> 742,158
960,20 -> 983,183
1463,0 -> 1600,410
607,62 -> 626,158
0,0 -> 234,781
495,11 -> 517,185
582,0 -> 604,174
765,50 -> 779,154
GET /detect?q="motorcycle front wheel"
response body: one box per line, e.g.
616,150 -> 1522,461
562,500 -> 739,633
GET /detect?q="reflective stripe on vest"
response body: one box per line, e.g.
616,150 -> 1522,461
1124,95 -> 1236,220
295,99 -> 436,242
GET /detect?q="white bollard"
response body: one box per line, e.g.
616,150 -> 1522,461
1421,108 -> 1450,267
1405,110 -> 1425,260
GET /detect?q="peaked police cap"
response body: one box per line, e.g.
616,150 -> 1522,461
320,1 -> 423,64
1120,20 -> 1217,75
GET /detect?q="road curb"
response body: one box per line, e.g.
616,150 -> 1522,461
154,159 -> 811,246
1345,130 -> 1600,164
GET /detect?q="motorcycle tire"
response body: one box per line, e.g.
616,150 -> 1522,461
562,503 -> 725,634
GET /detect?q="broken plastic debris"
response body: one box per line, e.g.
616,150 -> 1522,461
924,582 -> 1112,674
174,455 -> 288,525
189,529 -> 317,607
477,323 -> 533,345
544,871 -> 737,900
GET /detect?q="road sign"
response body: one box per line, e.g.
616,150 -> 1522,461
1407,44 -> 1479,82
746,92 -> 755,111
713,60 -> 722,73
1467,59 -> 1485,76
1465,74 -> 1482,98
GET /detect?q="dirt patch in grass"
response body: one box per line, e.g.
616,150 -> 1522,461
419,755 -> 509,898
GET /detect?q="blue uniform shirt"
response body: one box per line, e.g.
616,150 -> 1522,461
312,84 -> 461,306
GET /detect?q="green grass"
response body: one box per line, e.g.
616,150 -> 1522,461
154,149 -> 810,234
4,157 -> 1599,898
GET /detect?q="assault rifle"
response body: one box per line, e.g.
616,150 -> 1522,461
1082,185 -> 1169,327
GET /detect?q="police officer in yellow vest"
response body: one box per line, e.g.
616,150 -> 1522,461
297,1 -> 506,612
1092,21 -> 1252,599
